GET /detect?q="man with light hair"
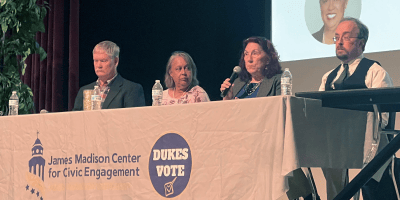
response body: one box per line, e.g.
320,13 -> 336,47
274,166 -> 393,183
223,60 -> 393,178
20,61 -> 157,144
73,41 -> 145,110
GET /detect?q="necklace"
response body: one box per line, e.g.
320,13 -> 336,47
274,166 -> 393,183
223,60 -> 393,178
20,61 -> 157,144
244,81 -> 262,96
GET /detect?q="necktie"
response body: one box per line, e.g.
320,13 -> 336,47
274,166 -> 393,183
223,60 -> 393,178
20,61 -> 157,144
333,63 -> 349,90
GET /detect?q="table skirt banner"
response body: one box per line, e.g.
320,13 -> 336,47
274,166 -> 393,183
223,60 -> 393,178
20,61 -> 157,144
0,96 -> 367,200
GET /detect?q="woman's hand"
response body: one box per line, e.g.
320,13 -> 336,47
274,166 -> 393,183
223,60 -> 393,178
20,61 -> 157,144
220,78 -> 234,100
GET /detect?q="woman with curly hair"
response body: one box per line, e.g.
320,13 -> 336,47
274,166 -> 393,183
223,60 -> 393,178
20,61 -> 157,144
220,36 -> 282,99
220,36 -> 318,200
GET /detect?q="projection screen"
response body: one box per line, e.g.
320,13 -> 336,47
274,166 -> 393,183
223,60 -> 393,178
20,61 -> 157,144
271,0 -> 400,93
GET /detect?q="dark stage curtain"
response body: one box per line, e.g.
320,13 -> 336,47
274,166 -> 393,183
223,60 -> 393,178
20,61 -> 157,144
22,0 -> 79,113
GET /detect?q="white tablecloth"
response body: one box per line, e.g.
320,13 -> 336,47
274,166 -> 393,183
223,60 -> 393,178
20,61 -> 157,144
0,96 -> 367,200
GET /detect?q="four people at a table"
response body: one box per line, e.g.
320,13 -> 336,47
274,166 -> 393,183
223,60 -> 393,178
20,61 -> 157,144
71,17 -> 394,200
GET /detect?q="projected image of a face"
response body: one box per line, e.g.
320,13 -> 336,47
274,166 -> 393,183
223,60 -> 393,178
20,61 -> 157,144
319,0 -> 348,44
320,0 -> 348,31
277,1 -> 396,62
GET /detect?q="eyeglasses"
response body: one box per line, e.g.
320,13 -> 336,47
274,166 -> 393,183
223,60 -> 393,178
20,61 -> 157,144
333,33 -> 361,43
244,50 -> 262,57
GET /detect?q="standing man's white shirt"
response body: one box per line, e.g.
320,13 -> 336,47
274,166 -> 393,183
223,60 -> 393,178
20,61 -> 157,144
319,54 -> 393,91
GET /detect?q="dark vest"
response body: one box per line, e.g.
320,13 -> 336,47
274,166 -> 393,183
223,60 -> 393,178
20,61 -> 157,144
325,58 -> 380,91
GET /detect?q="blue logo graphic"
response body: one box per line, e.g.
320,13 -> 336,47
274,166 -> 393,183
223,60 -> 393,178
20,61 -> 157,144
149,133 -> 192,198
26,131 -> 46,200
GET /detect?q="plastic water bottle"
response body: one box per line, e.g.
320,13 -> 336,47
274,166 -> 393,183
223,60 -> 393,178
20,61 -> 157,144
91,86 -> 102,110
8,91 -> 19,115
152,80 -> 163,106
281,68 -> 292,95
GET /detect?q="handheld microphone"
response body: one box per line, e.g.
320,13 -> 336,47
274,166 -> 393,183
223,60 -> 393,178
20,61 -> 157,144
221,66 -> 241,98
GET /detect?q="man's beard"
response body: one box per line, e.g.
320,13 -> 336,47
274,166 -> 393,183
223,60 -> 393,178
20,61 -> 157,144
336,53 -> 348,61
336,49 -> 349,61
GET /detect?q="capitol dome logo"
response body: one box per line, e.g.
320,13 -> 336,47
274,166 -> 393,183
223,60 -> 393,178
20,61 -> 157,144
149,133 -> 192,198
26,131 -> 46,199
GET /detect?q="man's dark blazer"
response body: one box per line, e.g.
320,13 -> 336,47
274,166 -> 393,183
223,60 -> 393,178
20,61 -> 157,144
231,73 -> 282,97
72,74 -> 145,111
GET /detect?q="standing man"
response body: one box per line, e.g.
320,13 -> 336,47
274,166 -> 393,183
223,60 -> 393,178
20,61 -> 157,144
73,41 -> 145,110
319,17 -> 393,199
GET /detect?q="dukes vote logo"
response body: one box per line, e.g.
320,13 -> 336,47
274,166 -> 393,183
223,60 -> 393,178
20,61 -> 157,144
149,133 -> 192,198
25,131 -> 46,200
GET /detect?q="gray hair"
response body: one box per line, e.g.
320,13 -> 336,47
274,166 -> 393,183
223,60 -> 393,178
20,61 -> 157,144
164,51 -> 199,89
93,41 -> 120,59
340,17 -> 369,50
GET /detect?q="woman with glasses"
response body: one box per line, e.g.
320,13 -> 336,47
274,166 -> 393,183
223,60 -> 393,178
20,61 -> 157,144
220,36 -> 282,100
220,36 -> 318,200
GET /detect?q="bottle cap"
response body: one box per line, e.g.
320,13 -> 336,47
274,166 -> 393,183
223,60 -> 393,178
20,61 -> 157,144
285,68 -> 289,71
156,80 -> 160,83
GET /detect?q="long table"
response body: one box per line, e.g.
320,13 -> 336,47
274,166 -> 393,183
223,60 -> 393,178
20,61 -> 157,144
0,96 -> 368,200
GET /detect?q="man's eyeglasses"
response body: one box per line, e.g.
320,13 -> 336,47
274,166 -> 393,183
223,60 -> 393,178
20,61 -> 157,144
333,33 -> 361,43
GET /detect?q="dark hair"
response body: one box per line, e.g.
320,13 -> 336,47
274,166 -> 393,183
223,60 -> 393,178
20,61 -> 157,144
238,36 -> 282,81
340,17 -> 369,51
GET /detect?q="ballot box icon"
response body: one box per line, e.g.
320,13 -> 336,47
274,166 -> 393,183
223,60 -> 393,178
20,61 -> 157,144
164,177 -> 177,197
